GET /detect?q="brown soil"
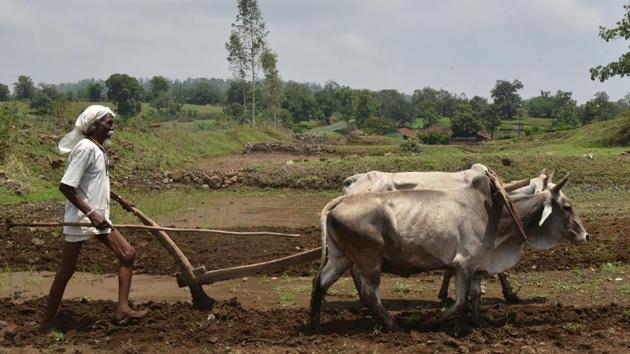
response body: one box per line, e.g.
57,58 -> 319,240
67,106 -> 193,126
1,296 -> 629,353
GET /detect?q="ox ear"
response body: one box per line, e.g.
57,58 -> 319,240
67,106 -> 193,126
539,200 -> 553,226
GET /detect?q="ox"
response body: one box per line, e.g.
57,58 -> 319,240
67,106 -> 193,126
310,169 -> 588,331
341,166 -> 548,303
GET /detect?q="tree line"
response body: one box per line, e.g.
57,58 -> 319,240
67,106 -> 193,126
1,73 -> 628,136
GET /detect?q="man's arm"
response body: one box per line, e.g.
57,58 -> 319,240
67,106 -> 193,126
60,183 -> 111,230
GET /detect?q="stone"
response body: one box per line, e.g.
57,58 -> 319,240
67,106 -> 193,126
201,184 -> 210,190
168,170 -> 184,182
31,238 -> 45,246
206,175 -> 223,189
16,186 -> 31,196
182,175 -> 193,184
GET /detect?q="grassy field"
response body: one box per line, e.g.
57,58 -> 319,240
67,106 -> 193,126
0,105 -> 628,204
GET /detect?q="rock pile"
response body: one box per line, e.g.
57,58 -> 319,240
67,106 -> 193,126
243,142 -> 322,154
162,169 -> 247,190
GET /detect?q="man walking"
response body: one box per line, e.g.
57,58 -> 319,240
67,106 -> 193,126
41,105 -> 147,331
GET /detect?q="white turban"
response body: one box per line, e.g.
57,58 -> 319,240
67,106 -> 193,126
58,105 -> 115,154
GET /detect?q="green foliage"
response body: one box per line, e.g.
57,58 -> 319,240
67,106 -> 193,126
105,73 -> 143,118
87,83 -> 103,101
13,75 -> 36,100
450,101 -> 482,135
418,131 -> 450,145
29,85 -> 70,118
376,89 -> 414,127
0,104 -> 21,162
0,83 -> 10,101
363,116 -> 396,135
590,5 -> 630,81
491,79 -> 524,121
352,89 -> 378,128
581,92 -> 621,124
411,87 -> 462,128
399,137 -> 423,153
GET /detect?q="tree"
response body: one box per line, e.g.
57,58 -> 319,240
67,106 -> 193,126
335,86 -> 354,127
491,79 -> 523,121
226,0 -> 269,126
314,81 -> 338,124
148,75 -> 170,100
590,4 -> 630,81
482,105 -> 501,139
581,92 -> 618,124
261,48 -> 283,127
450,101 -> 482,136
0,84 -> 9,101
30,85 -> 70,118
282,81 -> 317,122
376,89 -> 413,127
13,75 -> 36,100
105,73 -> 143,118
87,83 -> 103,101
411,87 -> 440,127
352,89 -> 378,128
550,90 -> 578,128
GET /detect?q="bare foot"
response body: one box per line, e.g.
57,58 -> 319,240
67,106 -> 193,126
114,308 -> 149,324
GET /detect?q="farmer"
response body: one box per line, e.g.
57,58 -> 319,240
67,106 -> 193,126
41,105 -> 147,331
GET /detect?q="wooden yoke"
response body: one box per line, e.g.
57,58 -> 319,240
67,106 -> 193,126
485,169 -> 528,242
111,191 -> 215,310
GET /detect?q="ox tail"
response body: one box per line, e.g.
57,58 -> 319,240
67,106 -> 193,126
319,195 -> 347,269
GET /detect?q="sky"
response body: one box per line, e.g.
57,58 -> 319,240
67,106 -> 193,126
1,0 -> 628,104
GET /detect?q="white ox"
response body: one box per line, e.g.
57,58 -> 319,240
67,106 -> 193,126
310,168 -> 588,330
341,165 -> 543,303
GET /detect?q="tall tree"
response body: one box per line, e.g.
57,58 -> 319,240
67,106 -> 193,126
226,0 -> 269,126
590,4 -> 630,81
148,75 -> 170,100
261,48 -> 283,127
87,83 -> 103,101
105,73 -> 143,118
0,84 -> 9,101
13,75 -> 36,100
376,89 -> 413,127
491,79 -> 524,121
411,87 -> 440,128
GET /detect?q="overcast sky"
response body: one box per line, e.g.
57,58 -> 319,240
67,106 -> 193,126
1,0 -> 628,103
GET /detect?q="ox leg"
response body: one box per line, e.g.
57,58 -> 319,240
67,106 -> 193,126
350,265 -> 369,308
355,267 -> 400,332
438,268 -> 472,322
498,273 -> 520,304
438,270 -> 454,304
309,255 -> 352,328
469,274 -> 483,324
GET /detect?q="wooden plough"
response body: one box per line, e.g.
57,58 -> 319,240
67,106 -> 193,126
109,192 -> 322,309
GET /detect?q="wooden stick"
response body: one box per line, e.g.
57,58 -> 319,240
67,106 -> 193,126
187,248 -> 322,286
110,191 -> 215,310
5,220 -> 300,238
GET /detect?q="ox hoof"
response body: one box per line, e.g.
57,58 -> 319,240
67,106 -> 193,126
503,293 -> 521,304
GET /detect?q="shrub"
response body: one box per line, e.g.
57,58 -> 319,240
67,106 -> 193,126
524,126 -> 541,136
418,131 -> 449,145
399,137 -> 422,153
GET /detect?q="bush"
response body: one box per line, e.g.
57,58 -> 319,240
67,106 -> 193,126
399,137 -> 422,153
524,126 -> 541,136
418,131 -> 449,145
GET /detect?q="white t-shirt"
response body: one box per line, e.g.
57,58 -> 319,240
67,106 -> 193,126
60,138 -> 112,235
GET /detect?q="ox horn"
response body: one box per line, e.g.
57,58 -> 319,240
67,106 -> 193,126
504,178 -> 529,192
539,168 -> 547,176
547,169 -> 556,184
550,173 -> 570,193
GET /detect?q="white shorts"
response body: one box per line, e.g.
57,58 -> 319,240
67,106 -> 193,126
65,233 -> 102,242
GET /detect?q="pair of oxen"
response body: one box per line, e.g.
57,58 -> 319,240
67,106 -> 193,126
309,164 -> 589,331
